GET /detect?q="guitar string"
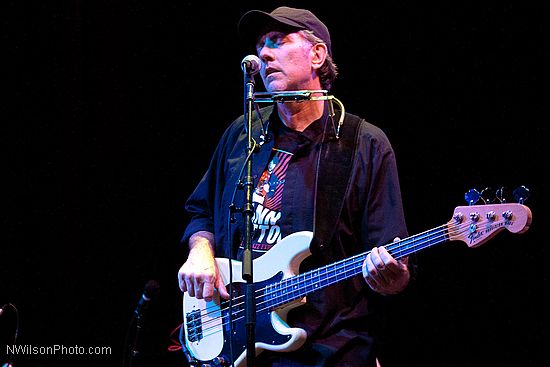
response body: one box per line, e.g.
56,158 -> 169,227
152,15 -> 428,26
186,221 -> 464,338
187,224 -> 468,341
191,222 -> 451,319
185,221 -> 472,339
188,204 -> 529,342
188,229 -> 468,344
187,222 -> 462,338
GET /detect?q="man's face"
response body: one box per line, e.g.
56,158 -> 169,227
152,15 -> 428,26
256,31 -> 315,93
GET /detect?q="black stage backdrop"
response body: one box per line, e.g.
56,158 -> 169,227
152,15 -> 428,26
2,1 -> 549,367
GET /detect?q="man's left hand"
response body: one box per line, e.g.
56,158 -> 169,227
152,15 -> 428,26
362,240 -> 410,295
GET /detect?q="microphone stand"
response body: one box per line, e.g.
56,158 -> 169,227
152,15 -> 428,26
129,310 -> 144,367
242,67 -> 256,367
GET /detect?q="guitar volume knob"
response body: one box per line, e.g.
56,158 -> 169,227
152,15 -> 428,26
212,356 -> 229,366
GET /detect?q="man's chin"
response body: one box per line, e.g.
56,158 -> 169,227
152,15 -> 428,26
265,83 -> 287,94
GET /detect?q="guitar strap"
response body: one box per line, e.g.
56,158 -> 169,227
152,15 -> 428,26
311,112 -> 363,258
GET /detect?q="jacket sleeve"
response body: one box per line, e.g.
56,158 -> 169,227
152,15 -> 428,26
358,123 -> 409,249
180,120 -> 241,246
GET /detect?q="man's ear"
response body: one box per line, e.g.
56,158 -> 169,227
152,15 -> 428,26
311,43 -> 328,70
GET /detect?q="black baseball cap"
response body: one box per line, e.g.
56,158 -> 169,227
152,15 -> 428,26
238,7 -> 332,55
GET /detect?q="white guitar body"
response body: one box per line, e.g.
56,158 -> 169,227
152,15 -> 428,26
183,231 -> 314,366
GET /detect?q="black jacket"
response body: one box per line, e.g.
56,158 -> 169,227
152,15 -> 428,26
181,104 -> 408,364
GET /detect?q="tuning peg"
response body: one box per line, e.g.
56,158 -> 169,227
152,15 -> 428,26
479,187 -> 495,204
513,185 -> 530,204
464,188 -> 481,206
495,186 -> 507,203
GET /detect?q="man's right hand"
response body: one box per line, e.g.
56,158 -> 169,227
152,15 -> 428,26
178,231 -> 230,302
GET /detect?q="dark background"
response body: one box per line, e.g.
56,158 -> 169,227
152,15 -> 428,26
2,1 -> 548,366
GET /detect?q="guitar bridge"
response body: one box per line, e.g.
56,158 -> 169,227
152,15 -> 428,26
185,309 -> 203,342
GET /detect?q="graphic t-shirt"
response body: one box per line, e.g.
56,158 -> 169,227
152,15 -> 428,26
237,113 -> 327,260
249,148 -> 293,252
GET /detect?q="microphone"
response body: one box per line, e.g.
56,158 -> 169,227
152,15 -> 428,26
0,304 -> 7,317
134,280 -> 160,316
241,54 -> 261,75
126,280 -> 160,367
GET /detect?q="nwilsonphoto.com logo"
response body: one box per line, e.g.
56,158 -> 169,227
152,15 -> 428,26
6,344 -> 111,356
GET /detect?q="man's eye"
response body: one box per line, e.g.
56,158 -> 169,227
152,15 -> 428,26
267,37 -> 282,47
257,34 -> 284,51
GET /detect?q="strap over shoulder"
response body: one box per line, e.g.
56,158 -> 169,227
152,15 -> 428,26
311,112 -> 364,256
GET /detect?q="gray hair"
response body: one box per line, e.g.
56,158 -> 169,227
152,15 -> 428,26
299,30 -> 338,90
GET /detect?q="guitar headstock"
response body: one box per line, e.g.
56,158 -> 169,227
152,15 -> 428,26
447,203 -> 532,248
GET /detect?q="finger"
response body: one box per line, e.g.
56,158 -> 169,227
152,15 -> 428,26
391,237 -> 409,267
362,256 -> 376,282
371,247 -> 387,271
379,247 -> 408,274
179,278 -> 187,293
388,236 -> 407,267
363,255 -> 384,291
378,247 -> 400,272
372,247 -> 394,287
185,277 -> 196,298
192,275 -> 204,299
202,280 -> 214,302
364,272 -> 379,290
197,278 -> 208,300
199,267 -> 218,300
365,252 -> 386,286
365,252 -> 378,278
178,270 -> 186,292
217,277 -> 230,300
370,248 -> 392,285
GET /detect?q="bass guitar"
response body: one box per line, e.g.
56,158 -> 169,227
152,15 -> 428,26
182,202 -> 532,366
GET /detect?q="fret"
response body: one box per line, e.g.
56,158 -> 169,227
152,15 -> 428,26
264,283 -> 272,308
308,273 -> 313,292
315,270 -> 321,289
290,275 -> 299,299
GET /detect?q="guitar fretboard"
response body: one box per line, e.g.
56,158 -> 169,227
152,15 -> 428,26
262,224 -> 450,309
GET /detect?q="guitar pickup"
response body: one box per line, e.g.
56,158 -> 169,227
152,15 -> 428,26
185,309 -> 203,342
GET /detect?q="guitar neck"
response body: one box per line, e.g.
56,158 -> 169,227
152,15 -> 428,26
264,223 -> 450,309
